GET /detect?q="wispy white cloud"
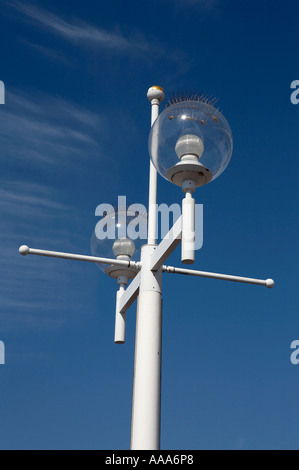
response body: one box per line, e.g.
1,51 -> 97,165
0,311 -> 67,331
7,1 -> 152,54
23,40 -> 69,63
0,181 -> 69,215
0,117 -> 92,329
0,178 -> 89,331
0,90 -> 104,164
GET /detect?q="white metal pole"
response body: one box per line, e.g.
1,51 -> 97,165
147,86 -> 164,245
148,163 -> 158,245
130,87 -> 164,450
130,245 -> 163,450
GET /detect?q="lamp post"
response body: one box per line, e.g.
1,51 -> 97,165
19,86 -> 274,450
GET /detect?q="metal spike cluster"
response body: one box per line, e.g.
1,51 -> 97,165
164,89 -> 218,109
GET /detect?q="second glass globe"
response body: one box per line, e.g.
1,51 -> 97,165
148,99 -> 233,188
90,207 -> 147,280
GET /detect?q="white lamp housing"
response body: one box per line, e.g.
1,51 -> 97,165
115,285 -> 126,344
111,239 -> 135,345
113,238 -> 135,260
181,191 -> 196,264
175,134 -> 204,160
174,134 -> 203,263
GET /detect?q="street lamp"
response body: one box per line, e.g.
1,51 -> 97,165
90,206 -> 146,344
148,95 -> 233,264
19,86 -> 274,450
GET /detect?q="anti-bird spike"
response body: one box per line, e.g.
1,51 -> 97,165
164,89 -> 219,109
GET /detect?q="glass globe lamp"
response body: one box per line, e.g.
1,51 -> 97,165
148,99 -> 233,188
90,207 -> 147,281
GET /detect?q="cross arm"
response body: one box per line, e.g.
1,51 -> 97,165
114,215 -> 182,321
162,264 -> 274,288
19,245 -> 141,270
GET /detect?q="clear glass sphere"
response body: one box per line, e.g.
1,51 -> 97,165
90,207 -> 147,278
148,100 -> 233,187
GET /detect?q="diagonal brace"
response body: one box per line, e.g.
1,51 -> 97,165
118,272 -> 141,313
150,216 -> 182,271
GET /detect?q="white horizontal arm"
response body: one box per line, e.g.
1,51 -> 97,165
19,245 -> 141,269
163,265 -> 274,288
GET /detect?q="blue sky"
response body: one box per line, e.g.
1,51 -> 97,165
0,0 -> 298,450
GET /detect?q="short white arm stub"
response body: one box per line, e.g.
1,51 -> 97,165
19,245 -> 30,256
